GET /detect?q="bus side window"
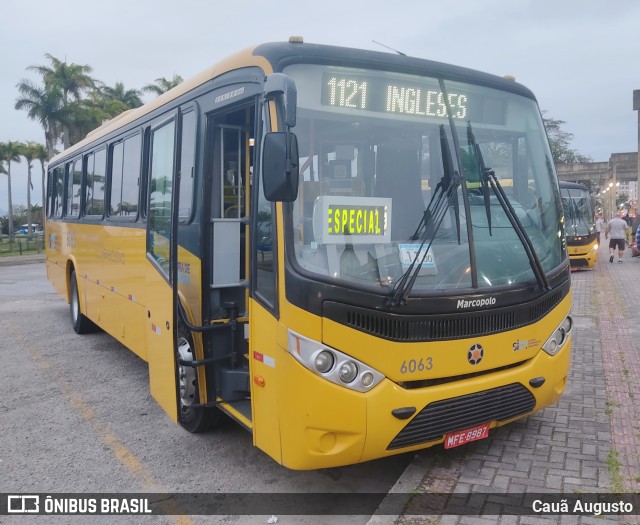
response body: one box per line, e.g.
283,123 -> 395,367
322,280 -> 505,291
48,167 -> 64,218
85,149 -> 106,217
179,111 -> 196,222
65,158 -> 82,218
109,134 -> 141,218
148,119 -> 176,273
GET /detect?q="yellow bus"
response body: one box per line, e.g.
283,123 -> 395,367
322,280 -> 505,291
46,38 -> 573,470
559,182 -> 597,269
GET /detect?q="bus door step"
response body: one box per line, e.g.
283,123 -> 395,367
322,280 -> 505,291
216,367 -> 250,401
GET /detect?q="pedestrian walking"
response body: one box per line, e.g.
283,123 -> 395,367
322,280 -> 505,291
605,212 -> 628,263
595,214 -> 604,242
623,211 -> 633,243
595,214 -> 603,231
634,223 -> 640,258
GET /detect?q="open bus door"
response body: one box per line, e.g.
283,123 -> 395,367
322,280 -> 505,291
145,115 -> 180,422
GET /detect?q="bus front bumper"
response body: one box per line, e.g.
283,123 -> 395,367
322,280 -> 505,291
277,337 -> 571,470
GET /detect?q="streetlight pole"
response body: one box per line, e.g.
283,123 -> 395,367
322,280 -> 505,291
634,90 -> 640,216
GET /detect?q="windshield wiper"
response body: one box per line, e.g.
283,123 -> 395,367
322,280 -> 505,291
467,123 -> 493,236
411,125 -> 461,244
561,189 -> 578,236
467,123 -> 550,291
387,125 -> 462,307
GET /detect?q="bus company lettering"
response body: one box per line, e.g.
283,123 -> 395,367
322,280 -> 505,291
102,249 -> 125,265
214,87 -> 245,104
327,205 -> 384,236
456,297 -> 496,309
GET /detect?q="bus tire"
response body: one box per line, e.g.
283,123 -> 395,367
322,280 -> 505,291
70,270 -> 96,334
176,325 -> 223,433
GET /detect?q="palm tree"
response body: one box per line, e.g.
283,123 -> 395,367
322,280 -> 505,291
20,142 -> 41,239
100,81 -> 143,109
26,54 -> 96,149
142,74 -> 183,97
15,79 -> 67,158
0,153 -> 7,234
30,143 -> 49,215
0,141 -> 23,240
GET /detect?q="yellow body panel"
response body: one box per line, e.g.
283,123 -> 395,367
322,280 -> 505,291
45,219 -> 208,423
260,292 -> 572,470
249,300 -> 283,463
567,238 -> 598,269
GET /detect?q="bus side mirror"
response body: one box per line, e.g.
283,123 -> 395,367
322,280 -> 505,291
262,132 -> 299,202
264,73 -> 296,128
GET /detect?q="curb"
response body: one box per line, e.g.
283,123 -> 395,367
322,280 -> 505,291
0,254 -> 46,267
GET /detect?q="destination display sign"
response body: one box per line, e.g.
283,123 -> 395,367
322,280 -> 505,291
322,72 -> 467,119
313,196 -> 392,245
320,71 -> 506,125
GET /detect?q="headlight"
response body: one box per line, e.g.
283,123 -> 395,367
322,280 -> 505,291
542,315 -> 573,356
314,351 -> 334,373
338,361 -> 358,383
288,330 -> 384,392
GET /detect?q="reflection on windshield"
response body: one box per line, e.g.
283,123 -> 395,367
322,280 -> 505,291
286,65 -> 566,294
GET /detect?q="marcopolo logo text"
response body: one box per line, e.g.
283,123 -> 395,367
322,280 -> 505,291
456,297 -> 496,309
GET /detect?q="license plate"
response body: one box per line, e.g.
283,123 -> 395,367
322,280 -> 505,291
444,422 -> 490,449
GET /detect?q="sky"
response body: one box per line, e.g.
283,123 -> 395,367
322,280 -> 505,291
2,0 -> 640,213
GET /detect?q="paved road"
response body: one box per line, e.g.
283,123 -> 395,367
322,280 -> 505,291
391,238 -> 640,524
0,262 -> 413,525
3,249 -> 640,524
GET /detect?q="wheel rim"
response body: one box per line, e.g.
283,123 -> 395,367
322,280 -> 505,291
177,336 -> 197,408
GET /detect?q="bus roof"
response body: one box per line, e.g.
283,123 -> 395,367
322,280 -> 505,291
50,39 -> 537,165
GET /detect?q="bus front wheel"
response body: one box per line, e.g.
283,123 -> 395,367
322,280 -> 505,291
70,270 -> 95,334
176,326 -> 223,433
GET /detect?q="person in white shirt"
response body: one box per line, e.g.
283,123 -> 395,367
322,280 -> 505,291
595,214 -> 604,239
605,212 -> 628,263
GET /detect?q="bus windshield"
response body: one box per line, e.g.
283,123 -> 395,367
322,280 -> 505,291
285,64 -> 565,293
560,185 -> 594,237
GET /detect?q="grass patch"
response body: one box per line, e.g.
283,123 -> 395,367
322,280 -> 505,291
606,449 -> 624,492
0,235 -> 44,256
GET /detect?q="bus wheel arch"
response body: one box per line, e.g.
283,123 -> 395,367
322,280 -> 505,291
68,266 -> 95,334
175,305 -> 224,433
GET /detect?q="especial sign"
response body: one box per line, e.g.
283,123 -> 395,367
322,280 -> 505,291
313,196 -> 392,245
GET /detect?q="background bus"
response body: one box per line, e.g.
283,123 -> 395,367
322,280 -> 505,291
46,38 -> 572,470
559,181 -> 598,269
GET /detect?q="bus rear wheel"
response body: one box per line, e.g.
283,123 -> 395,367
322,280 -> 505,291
70,270 -> 96,334
176,327 -> 223,433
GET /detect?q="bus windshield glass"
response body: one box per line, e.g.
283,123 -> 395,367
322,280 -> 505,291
560,185 -> 594,237
284,64 -> 565,292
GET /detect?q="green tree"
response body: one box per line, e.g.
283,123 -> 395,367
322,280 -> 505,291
142,74 -> 183,97
542,112 -> 591,164
0,141 -> 23,240
29,142 -> 49,216
15,79 -> 68,158
20,142 -> 42,238
26,54 -> 96,149
100,81 -> 143,109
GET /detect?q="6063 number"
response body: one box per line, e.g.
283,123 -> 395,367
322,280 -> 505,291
400,357 -> 433,374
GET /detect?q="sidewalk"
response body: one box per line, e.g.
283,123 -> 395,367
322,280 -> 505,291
0,253 -> 45,267
385,241 -> 640,523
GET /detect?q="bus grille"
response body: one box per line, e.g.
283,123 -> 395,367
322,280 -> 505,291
323,291 -> 563,342
387,383 -> 536,450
